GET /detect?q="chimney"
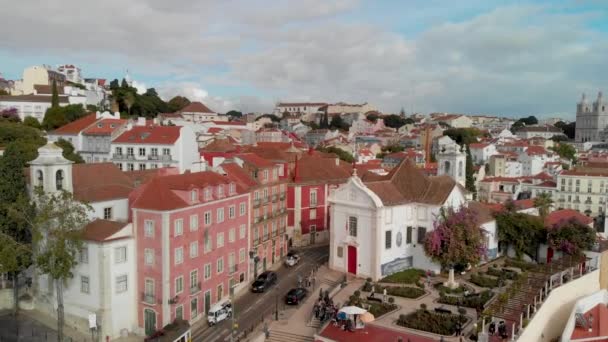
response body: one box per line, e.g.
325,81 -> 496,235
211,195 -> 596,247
153,118 -> 159,125
95,111 -> 101,119
137,117 -> 146,126
335,158 -> 339,166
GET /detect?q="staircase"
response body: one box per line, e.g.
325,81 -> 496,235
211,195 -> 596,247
320,277 -> 340,288
267,330 -> 314,342
307,316 -> 322,328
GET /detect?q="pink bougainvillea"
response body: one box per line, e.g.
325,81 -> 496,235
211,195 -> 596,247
547,218 -> 596,255
424,206 -> 487,269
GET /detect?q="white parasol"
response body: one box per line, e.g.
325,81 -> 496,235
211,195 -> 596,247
339,306 -> 367,315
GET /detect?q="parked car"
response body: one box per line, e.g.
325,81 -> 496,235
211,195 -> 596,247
285,288 -> 308,305
207,299 -> 232,326
251,271 -> 278,293
285,251 -> 300,267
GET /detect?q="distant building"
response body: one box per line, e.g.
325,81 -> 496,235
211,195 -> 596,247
515,125 -> 565,140
576,91 -> 608,142
11,65 -> 66,95
431,114 -> 473,128
179,102 -> 225,122
273,102 -> 326,121
0,94 -> 69,122
57,64 -> 83,84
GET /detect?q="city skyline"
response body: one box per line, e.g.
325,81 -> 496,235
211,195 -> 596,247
1,0 -> 607,117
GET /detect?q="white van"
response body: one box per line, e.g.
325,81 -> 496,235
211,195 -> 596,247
207,299 -> 232,326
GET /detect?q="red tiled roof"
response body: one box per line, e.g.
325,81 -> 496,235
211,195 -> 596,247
293,154 -> 352,183
51,113 -> 97,135
211,121 -> 245,126
201,137 -> 239,153
82,119 -> 127,135
71,163 -> 136,202
526,146 -> 548,155
132,171 -> 243,211
221,163 -> 258,189
535,180 -> 557,188
179,101 -> 214,113
561,169 -> 608,177
83,219 -> 129,242
513,198 -> 535,210
113,126 -> 181,145
207,127 -> 224,134
235,153 -> 277,168
545,209 -> 594,227
277,102 -> 327,107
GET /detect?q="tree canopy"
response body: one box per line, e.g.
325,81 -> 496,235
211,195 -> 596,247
495,209 -> 546,260
366,112 -> 380,123
465,144 -> 476,194
443,128 -> 486,145
42,104 -> 88,130
319,112 -> 330,129
550,143 -> 577,161
108,79 -> 169,118
316,146 -> 354,163
424,207 -> 487,269
55,139 -> 85,164
383,114 -> 408,129
329,115 -> 350,131
226,110 -> 243,118
547,219 -> 595,255
0,108 -> 20,123
257,114 -> 281,122
555,121 -> 576,139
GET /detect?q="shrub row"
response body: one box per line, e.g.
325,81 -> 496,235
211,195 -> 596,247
397,309 -> 467,335
469,274 -> 501,288
486,267 -> 518,280
438,290 -> 494,310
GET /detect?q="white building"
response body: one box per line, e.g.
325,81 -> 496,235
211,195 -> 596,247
57,64 -> 83,84
469,142 -> 497,165
515,126 -> 565,140
432,114 -> 474,128
111,123 -> 199,173
178,102 -> 225,122
437,144 -> 466,187
328,161 -> 467,280
518,146 -> 559,176
10,65 -> 66,95
576,91 -> 608,143
273,102 -> 327,120
47,111 -> 122,154
0,94 -> 69,122
28,143 -> 143,339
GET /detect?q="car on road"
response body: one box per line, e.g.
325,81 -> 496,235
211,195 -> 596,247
251,271 -> 278,293
285,288 -> 308,305
207,299 -> 232,326
284,251 -> 300,267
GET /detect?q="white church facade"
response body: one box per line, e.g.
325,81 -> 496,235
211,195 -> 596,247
328,160 -> 467,281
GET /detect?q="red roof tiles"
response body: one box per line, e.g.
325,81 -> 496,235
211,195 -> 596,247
236,153 -> 277,168
51,113 -> 98,135
546,209 -> 594,227
83,219 -> 129,242
113,126 -> 181,145
179,101 -> 214,113
82,119 -> 127,135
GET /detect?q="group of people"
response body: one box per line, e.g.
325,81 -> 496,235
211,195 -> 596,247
313,289 -> 336,323
488,321 -> 509,339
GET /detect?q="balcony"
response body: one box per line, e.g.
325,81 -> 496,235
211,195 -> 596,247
585,199 -> 593,204
190,282 -> 201,295
141,293 -> 158,305
148,155 -> 160,161
272,230 -> 277,238
254,216 -> 262,223
280,193 -> 286,200
271,195 -> 278,202
229,264 -> 238,275
262,197 -> 269,204
113,153 -> 135,160
253,199 -> 261,208
160,155 -> 173,162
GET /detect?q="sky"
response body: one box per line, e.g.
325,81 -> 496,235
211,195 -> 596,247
1,0 -> 607,118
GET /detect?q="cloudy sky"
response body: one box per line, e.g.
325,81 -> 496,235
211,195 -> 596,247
1,0 -> 607,118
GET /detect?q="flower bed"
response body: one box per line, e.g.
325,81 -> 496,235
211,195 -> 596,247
367,301 -> 398,317
434,282 -> 469,294
486,266 -> 518,280
397,309 -> 467,336
469,274 -> 500,288
376,285 -> 425,299
380,268 -> 425,284
504,258 -> 537,271
437,290 -> 494,310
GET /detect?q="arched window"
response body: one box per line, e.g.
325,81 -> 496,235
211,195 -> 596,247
444,161 -> 451,174
56,170 -> 64,191
36,170 -> 44,187
191,189 -> 198,202
458,161 -> 464,177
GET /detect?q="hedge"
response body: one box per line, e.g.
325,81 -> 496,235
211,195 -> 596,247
469,274 -> 501,288
438,290 -> 494,310
380,268 -> 426,284
397,309 -> 467,335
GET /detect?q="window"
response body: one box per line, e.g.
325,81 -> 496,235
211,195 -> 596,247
254,191 -> 260,200
240,202 -> 246,216
139,148 -> 146,156
229,206 -> 235,219
175,306 -> 183,320
144,248 -> 154,265
229,183 -> 236,195
310,209 -> 316,220
190,215 -> 198,231
228,253 -> 235,273
175,247 -> 184,265
55,170 -> 64,191
79,247 -> 88,264
217,232 -> 224,248
116,163 -> 123,171
116,275 -> 128,293
217,257 -> 224,274
127,163 -> 134,171
204,229 -> 212,252
385,230 -> 392,249
417,227 -> 427,243
115,147 -> 122,155
348,216 -> 357,237
127,147 -> 134,156
144,220 -> 155,237
337,246 -> 343,258
218,185 -> 224,197
217,208 -> 224,223
204,211 -> 212,225
190,270 -> 199,291
204,263 -> 212,280
103,207 -> 112,220
81,276 -> 90,294
114,246 -> 127,263
145,279 -> 155,297
190,241 -> 198,258
229,228 -> 235,243
174,219 -> 183,236
191,190 -> 198,202
239,248 -> 246,263
239,224 -> 246,239
175,276 -> 184,294
151,148 -> 158,156
385,208 -> 392,224
310,190 -> 317,206
406,226 -> 412,244
217,284 -> 223,302
264,170 -> 269,180
163,148 -> 170,156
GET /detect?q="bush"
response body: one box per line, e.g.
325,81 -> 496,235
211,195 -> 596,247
486,267 -> 518,280
23,116 -> 41,129
366,277 -> 372,282
458,308 -> 467,315
397,310 -> 467,335
367,301 -> 397,317
380,269 -> 425,284
504,259 -> 537,271
420,303 -> 427,311
354,290 -> 361,298
438,290 -> 494,310
362,281 -> 373,292
388,297 -> 395,304
434,282 -> 467,294
469,274 -> 500,288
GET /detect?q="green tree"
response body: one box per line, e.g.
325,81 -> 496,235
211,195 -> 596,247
534,193 -> 553,219
124,92 -> 135,116
167,96 -> 191,112
383,114 -> 407,129
465,145 -> 476,194
55,139 -> 84,164
0,121 -> 45,147
443,128 -> 485,145
23,116 -> 41,129
226,110 -> 243,118
381,144 -> 405,154
547,219 -> 595,255
23,189 -> 92,342
404,118 -> 415,125
0,89 -> 9,95
0,146 -> 33,315
51,80 -> 59,108
550,143 -> 576,162
316,146 -> 354,163
399,107 -> 406,117
366,112 -> 379,123
495,212 -> 546,261
329,115 -> 350,131
42,107 -> 68,130
510,120 -> 525,133
257,114 -> 281,122
109,79 -> 120,90
519,116 -> 538,125
86,104 -> 100,112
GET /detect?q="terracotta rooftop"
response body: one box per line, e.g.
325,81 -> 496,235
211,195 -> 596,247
235,153 -> 277,168
526,145 -> 548,156
113,126 -> 181,145
34,84 -> 64,95
202,137 -> 239,153
71,163 -> 137,202
82,219 -> 129,242
221,162 -> 258,189
468,201 -> 496,223
293,154 -> 352,183
561,168 -> 608,177
132,171 -> 244,211
50,113 -> 97,135
363,159 -> 458,206
82,119 -> 127,135
277,102 -> 327,107
545,209 -> 594,227
179,101 -> 214,113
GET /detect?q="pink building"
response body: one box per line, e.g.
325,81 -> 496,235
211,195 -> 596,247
132,171 -> 250,336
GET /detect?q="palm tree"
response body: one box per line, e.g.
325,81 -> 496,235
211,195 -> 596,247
534,192 -> 553,219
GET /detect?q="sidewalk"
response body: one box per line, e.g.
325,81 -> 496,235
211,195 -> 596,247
19,309 -> 91,342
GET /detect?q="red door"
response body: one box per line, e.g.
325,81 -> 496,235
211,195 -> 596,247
547,247 -> 554,264
347,246 -> 357,275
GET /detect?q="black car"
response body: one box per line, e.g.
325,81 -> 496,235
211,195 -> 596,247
251,271 -> 277,293
285,288 -> 308,305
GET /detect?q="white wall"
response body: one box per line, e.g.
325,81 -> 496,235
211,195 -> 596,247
90,199 -> 129,222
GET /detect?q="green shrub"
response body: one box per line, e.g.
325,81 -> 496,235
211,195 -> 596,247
371,284 -> 425,299
486,267 -> 518,280
458,308 -> 467,315
354,290 -> 361,298
469,274 -> 500,288
438,290 -> 494,310
504,259 -> 537,271
367,301 -> 397,317
397,310 -> 467,335
420,303 -> 427,311
388,297 -> 395,304
380,269 -> 425,284
362,281 -> 372,292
